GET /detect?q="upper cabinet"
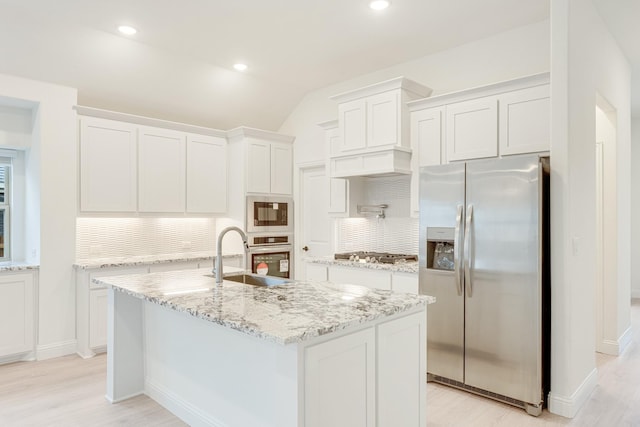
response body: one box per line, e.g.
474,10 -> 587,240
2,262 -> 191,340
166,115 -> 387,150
138,127 -> 186,213
78,111 -> 228,214
80,117 -> 137,212
329,77 -> 432,178
186,134 -> 227,214
409,73 -> 550,165
227,127 -> 295,196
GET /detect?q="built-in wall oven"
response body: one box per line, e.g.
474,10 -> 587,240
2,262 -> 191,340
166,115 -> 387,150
246,196 -> 293,234
247,234 -> 293,279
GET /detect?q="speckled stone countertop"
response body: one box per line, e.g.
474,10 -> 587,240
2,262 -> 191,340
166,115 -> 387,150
305,256 -> 419,274
95,268 -> 434,345
73,252 -> 242,270
0,262 -> 40,272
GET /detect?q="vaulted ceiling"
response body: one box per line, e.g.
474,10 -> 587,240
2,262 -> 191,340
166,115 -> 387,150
3,1 -> 636,131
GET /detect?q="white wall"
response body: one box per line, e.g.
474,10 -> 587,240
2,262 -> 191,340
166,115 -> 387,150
631,118 -> 640,298
549,0 -> 631,417
279,19 -> 550,164
0,73 -> 78,359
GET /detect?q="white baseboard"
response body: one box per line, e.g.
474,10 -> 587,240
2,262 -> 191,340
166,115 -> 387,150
548,368 -> 598,418
0,351 -> 36,365
618,326 -> 633,355
146,380 -> 228,427
36,339 -> 77,361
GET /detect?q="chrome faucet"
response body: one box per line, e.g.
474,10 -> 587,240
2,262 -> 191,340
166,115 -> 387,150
214,226 -> 249,285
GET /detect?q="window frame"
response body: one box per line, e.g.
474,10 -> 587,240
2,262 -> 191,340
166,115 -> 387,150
0,154 -> 13,262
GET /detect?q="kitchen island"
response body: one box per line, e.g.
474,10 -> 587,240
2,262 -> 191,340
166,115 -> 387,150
96,269 -> 434,427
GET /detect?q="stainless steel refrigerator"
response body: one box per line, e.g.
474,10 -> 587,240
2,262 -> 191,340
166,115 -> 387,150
419,154 -> 550,416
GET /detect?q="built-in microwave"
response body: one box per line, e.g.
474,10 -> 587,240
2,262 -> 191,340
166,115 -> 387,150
246,196 -> 293,233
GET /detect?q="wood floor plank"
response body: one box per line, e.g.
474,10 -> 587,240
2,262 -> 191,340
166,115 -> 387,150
1,300 -> 638,426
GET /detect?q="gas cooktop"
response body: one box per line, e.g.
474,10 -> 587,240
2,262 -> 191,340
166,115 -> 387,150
334,251 -> 418,264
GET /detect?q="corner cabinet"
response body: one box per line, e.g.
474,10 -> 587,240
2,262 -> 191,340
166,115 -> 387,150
78,112 -> 229,214
328,77 -> 432,178
0,272 -> 36,360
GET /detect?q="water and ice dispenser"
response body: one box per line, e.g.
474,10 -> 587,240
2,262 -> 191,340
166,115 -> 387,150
426,227 -> 455,271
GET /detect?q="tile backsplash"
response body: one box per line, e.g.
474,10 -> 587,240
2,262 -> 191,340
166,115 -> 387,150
334,175 -> 419,255
76,217 -> 216,259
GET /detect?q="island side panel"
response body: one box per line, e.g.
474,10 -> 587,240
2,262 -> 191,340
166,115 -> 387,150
143,301 -> 300,427
377,310 -> 427,427
106,288 -> 145,402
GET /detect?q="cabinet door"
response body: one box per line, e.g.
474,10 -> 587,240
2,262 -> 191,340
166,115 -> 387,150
377,312 -> 426,427
0,273 -> 34,357
392,272 -> 419,294
329,266 -> 392,290
410,107 -> 443,214
446,97 -> 498,161
328,178 -> 348,214
305,328 -> 376,427
338,99 -> 367,152
246,139 -> 271,194
80,117 -> 137,212
89,288 -> 108,349
138,127 -> 186,212
270,142 -> 293,195
186,135 -> 227,213
367,91 -> 399,148
499,85 -> 550,155
305,263 -> 328,282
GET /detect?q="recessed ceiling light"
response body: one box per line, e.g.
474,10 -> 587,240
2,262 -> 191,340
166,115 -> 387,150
233,63 -> 248,72
118,25 -> 137,35
369,0 -> 391,10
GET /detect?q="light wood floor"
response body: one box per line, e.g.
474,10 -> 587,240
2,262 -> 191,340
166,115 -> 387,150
1,300 -> 638,426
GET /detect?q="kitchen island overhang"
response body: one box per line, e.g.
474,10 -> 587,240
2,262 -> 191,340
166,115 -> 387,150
97,269 -> 435,427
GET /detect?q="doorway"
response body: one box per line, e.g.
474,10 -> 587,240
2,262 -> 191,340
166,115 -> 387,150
297,165 -> 332,279
594,98 -> 619,355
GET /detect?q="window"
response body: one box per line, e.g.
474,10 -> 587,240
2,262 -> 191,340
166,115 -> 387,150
0,156 -> 11,261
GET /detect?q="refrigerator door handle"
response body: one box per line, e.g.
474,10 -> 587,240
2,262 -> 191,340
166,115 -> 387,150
454,204 -> 464,296
464,204 -> 474,297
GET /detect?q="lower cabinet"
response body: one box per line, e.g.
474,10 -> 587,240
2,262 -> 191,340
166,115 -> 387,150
328,265 -> 392,290
88,288 -> 108,349
304,310 -> 426,427
305,263 -> 328,282
0,272 -> 36,359
392,272 -> 419,294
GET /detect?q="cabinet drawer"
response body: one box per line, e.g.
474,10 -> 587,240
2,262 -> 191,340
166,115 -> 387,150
329,266 -> 391,290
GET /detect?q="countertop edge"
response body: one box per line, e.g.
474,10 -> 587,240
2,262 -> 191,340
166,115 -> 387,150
305,257 -> 419,274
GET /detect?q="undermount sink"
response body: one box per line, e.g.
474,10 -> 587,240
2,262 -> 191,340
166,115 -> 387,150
221,273 -> 291,287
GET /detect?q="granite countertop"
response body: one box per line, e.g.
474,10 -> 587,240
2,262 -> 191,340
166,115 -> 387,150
0,262 -> 40,272
305,256 -> 419,274
95,268 -> 434,345
74,252 -> 242,270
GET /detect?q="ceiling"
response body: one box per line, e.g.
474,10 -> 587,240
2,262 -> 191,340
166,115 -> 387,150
3,1 -> 635,131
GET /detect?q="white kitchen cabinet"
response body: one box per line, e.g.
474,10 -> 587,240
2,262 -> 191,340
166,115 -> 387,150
138,127 -> 186,213
499,85 -> 550,155
186,134 -> 227,213
319,120 -> 350,216
270,142 -> 293,195
410,106 -> 444,215
76,265 -> 149,357
377,311 -> 427,426
89,288 -> 108,349
329,77 -> 432,178
328,265 -> 392,290
305,328 -> 376,427
246,139 -> 293,195
305,263 -> 328,282
337,99 -> 367,152
79,117 -> 137,212
446,96 -> 498,162
392,272 -> 419,294
0,272 -> 35,359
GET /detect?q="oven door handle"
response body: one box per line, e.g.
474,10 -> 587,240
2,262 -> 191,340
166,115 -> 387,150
247,245 -> 293,253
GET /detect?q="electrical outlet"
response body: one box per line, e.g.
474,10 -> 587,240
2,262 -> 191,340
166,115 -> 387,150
181,241 -> 192,250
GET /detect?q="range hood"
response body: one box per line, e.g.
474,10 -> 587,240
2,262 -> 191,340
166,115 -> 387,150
328,145 -> 412,178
